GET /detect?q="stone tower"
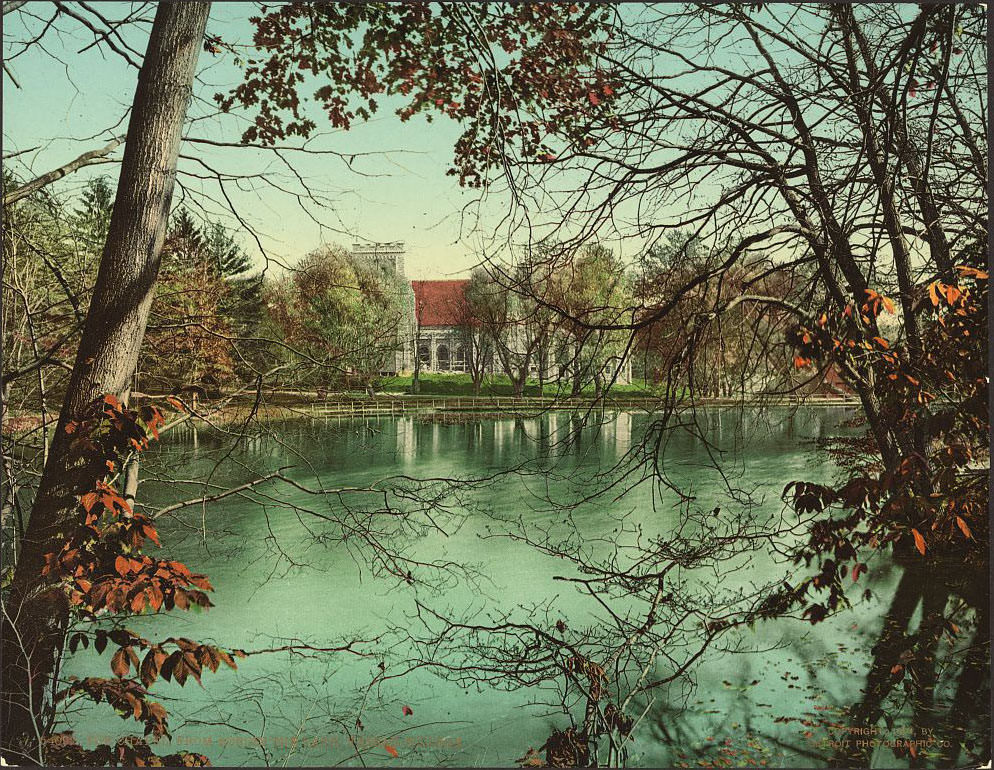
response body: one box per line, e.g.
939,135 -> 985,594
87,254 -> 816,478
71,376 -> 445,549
350,241 -> 406,277
350,241 -> 413,375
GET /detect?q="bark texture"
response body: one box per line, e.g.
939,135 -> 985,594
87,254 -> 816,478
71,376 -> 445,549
1,3 -> 210,762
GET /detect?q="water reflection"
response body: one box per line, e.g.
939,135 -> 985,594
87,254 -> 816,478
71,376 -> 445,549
63,406 -> 941,768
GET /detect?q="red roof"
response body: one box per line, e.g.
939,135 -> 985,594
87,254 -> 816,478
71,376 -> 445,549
821,363 -> 854,395
411,279 -> 469,327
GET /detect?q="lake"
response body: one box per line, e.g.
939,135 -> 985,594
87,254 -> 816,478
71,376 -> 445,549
61,406 -> 920,767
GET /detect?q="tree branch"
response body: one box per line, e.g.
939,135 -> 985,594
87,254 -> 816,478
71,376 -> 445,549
3,136 -> 124,206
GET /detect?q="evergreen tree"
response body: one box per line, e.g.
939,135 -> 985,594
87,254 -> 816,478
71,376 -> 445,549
73,176 -> 114,238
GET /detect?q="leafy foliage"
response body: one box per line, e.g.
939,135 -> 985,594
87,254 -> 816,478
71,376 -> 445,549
778,261 -> 988,628
263,245 -> 409,387
38,395 -> 240,765
218,3 -> 619,186
140,208 -> 262,392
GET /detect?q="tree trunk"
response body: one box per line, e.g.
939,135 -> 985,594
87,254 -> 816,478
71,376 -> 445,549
411,328 -> 422,394
1,4 -> 210,762
832,566 -> 923,768
909,578 -> 948,769
571,344 -> 582,397
941,603 -> 990,767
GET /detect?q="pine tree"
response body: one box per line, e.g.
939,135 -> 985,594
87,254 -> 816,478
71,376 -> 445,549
203,221 -> 251,278
74,176 -> 114,237
163,207 -> 203,269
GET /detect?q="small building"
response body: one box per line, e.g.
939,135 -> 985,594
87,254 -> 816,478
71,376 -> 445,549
408,279 -> 473,373
350,243 -> 631,385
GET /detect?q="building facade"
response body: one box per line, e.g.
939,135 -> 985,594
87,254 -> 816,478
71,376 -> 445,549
351,243 -> 631,384
408,279 -> 473,373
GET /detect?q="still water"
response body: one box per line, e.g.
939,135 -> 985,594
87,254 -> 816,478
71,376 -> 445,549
62,406 -> 912,767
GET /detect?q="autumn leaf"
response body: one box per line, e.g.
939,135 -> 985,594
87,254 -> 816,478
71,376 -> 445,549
911,528 -> 926,556
115,555 -> 132,576
140,650 -> 161,687
955,265 -> 988,279
384,744 -> 399,758
131,593 -> 147,614
142,523 -> 161,546
517,748 -> 544,767
956,516 -> 972,539
174,590 -> 189,610
111,648 -> 130,677
402,705 -> 413,716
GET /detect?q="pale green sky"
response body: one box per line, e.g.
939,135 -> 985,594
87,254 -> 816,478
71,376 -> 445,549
6,3 -> 809,279
2,2 -> 514,279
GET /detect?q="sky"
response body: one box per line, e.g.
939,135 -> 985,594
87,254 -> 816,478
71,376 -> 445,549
3,3 -> 833,280
2,2 -> 510,279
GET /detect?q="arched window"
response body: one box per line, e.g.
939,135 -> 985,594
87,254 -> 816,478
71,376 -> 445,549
418,343 -> 431,368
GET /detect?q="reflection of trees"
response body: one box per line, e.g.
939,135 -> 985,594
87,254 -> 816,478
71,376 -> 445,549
3,2 -> 986,766
451,4 -> 988,765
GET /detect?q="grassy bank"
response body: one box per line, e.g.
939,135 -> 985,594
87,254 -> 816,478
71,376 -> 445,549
374,372 -> 661,397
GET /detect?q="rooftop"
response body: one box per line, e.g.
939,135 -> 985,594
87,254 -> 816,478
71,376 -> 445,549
411,279 -> 469,327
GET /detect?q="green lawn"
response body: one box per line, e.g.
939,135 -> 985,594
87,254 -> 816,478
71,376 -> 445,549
374,372 -> 660,398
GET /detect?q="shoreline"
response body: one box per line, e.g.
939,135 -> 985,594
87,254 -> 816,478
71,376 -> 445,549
2,392 -> 859,438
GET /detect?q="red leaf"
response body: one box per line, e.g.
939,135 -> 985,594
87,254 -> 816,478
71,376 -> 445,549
115,555 -> 131,576
142,523 -> 161,546
149,586 -> 164,611
111,648 -> 130,677
587,91 -> 600,106
911,528 -> 926,556
384,745 -> 399,758
852,563 -> 867,583
402,705 -> 413,716
956,516 -> 972,539
140,650 -> 161,687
